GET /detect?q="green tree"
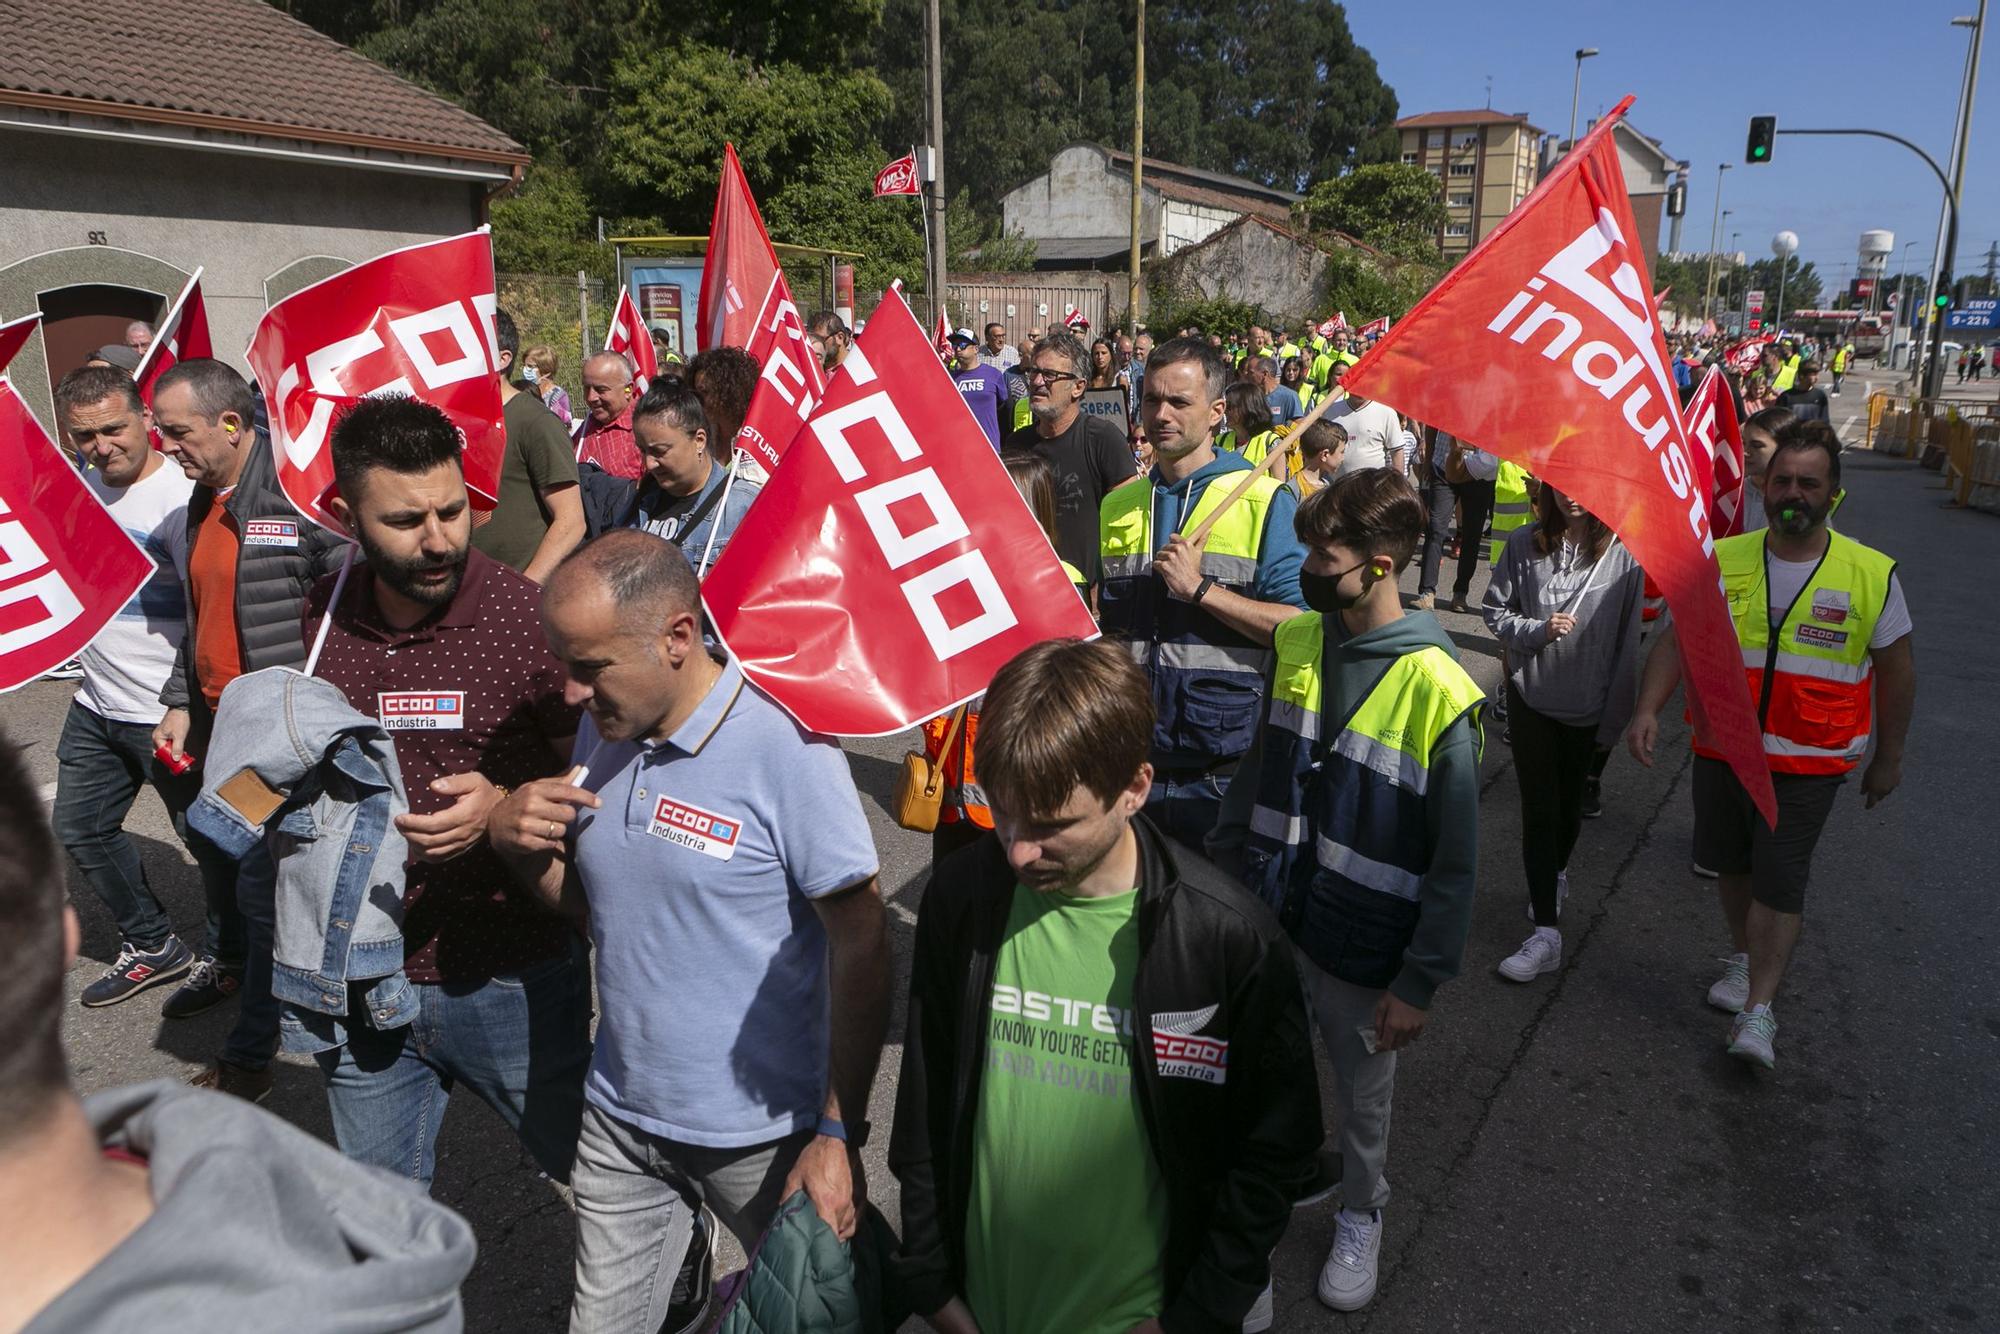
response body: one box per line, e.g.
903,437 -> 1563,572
489,163 -> 613,280
1296,163 -> 1446,262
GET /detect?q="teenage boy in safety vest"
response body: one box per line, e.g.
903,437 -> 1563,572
1211,469 -> 1484,1315
1626,417 -> 1914,1071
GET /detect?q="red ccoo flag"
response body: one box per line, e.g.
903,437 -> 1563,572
0,312 -> 39,377
699,144 -> 785,354
0,378 -> 157,692
1343,95 -> 1775,825
246,229 -> 505,537
1682,366 -> 1748,539
704,288 -> 1097,736
873,152 -> 921,197
604,286 -> 659,393
133,268 -> 213,408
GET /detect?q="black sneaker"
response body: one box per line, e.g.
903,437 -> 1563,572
659,1204 -> 715,1333
81,938 -> 193,1007
161,956 -> 243,1019
1581,776 -> 1603,819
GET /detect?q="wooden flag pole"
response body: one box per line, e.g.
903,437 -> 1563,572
1182,388 -> 1346,546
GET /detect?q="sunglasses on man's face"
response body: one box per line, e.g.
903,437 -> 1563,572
1025,367 -> 1079,384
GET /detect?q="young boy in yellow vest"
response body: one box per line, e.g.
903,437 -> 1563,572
1626,418 -> 1914,1070
1211,470 -> 1484,1314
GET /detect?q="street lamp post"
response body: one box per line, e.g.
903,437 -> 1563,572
1568,48 -> 1599,152
1895,239 -> 1918,364
1916,7 -> 1986,395
1773,230 -> 1800,331
1703,162 -> 1732,315
1728,230 -> 1742,324
1718,209 -> 1733,316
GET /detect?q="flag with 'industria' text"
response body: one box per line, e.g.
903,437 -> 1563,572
1343,94 -> 1776,826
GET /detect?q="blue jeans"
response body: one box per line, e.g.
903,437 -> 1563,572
311,943 -> 593,1188
1146,768 -> 1233,850
53,701 -> 243,965
222,836 -> 282,1070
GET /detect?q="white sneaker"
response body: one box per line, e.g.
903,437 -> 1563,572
1498,928 -> 1562,982
1707,953 -> 1750,1013
1727,1005 -> 1778,1069
1242,1281 -> 1273,1333
1317,1208 -> 1382,1311
1526,869 -> 1569,922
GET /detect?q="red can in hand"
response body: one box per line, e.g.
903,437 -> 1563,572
154,743 -> 196,776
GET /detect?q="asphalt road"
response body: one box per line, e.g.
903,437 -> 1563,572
23,364 -> 1996,1330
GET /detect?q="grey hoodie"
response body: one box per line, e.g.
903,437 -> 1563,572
1482,525 -> 1646,745
26,1081 -> 474,1332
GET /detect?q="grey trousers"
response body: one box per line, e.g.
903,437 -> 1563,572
1303,964 -> 1397,1214
569,1103 -> 812,1333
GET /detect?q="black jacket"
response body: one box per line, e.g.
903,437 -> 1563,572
160,431 -> 348,715
888,816 -> 1322,1334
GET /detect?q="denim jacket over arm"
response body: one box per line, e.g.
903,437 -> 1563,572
190,666 -> 419,1048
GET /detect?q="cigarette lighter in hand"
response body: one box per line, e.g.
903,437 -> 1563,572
154,743 -> 196,776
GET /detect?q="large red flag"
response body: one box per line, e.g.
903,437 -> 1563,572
703,289 -> 1097,736
0,312 -> 39,377
604,286 -> 658,393
691,147 -> 826,470
1683,367 -> 1748,538
133,268 -> 213,408
698,144 -> 784,354
1343,95 -> 1776,824
0,379 -> 156,692
246,230 -> 505,536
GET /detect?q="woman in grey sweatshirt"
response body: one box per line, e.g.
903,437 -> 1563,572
1482,485 -> 1645,983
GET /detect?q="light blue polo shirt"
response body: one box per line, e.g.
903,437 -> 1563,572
570,658 -> 879,1147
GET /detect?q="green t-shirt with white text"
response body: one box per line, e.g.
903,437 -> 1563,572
963,885 -> 1169,1334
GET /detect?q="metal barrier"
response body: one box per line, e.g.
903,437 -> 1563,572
1870,396 -> 2000,511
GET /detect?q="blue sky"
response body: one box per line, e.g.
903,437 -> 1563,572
1346,0 -> 1998,292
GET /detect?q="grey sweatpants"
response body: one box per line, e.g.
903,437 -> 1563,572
1303,964 -> 1397,1213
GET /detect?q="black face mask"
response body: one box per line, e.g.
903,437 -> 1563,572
1299,562 -> 1367,615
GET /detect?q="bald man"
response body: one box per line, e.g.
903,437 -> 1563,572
577,352 -> 642,480
124,322 -> 152,357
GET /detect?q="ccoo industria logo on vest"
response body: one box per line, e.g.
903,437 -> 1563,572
1484,207 -> 1714,557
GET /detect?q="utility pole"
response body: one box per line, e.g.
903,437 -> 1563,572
1128,0 -> 1145,330
1567,48 -> 1598,155
1703,162 -> 1731,314
925,0 -> 948,329
1916,6 -> 1985,396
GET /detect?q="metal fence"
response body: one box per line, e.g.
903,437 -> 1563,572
1867,391 -> 2000,513
496,272 -> 609,404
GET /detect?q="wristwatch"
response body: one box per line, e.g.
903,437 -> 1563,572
817,1114 -> 871,1149
1192,575 -> 1217,605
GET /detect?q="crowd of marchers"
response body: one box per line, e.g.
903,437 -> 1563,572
1,309 -> 1911,1334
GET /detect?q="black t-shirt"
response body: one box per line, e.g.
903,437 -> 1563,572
1778,387 -> 1831,424
1005,411 -> 1137,583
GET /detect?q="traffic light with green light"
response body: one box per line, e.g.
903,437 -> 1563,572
1935,287 -> 1952,311
1746,117 -> 1776,164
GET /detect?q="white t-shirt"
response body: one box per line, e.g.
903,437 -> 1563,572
1326,399 -> 1402,476
1766,551 -> 1911,650
75,459 -> 194,725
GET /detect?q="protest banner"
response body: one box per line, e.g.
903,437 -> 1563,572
245,229 -> 505,536
133,268 -> 212,409
0,379 -> 156,692
1343,94 -> 1776,825
1079,387 -> 1130,434
604,286 -> 659,393
704,288 -> 1097,736
0,312 -> 39,377
873,152 -> 921,197
1683,366 -> 1748,539
1358,316 -> 1390,339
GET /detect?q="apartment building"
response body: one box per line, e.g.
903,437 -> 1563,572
1395,110 -> 1545,259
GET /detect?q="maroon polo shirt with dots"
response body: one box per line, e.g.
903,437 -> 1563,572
306,548 -> 579,984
